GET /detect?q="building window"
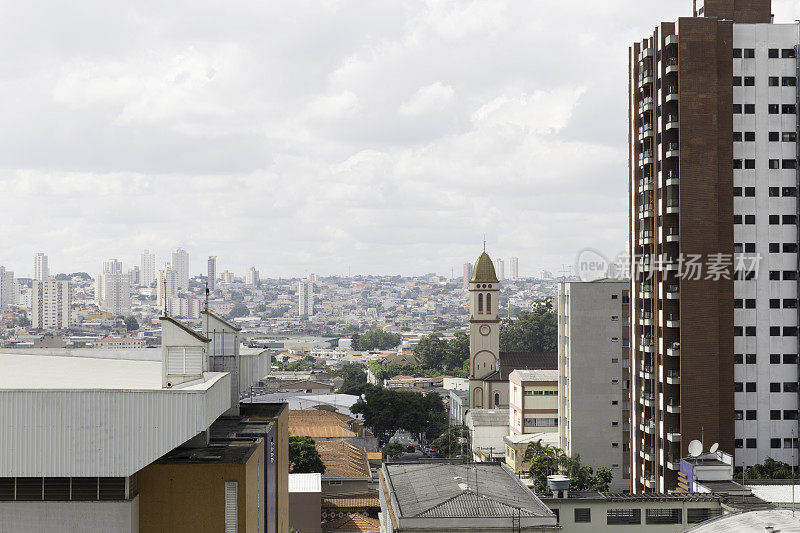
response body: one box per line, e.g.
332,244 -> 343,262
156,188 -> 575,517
486,293 -> 491,313
735,439 -> 743,448
784,354 -> 798,364
783,104 -> 797,114
746,354 -> 756,364
744,48 -> 755,58
746,439 -> 757,449
746,382 -> 757,392
688,509 -> 722,524
733,48 -> 742,58
771,410 -> 782,420
769,76 -> 780,86
783,77 -> 797,87
607,509 -> 641,525
746,410 -> 757,420
772,438 -> 782,449
734,354 -> 743,364
769,48 -> 780,58
575,508 -> 591,523
225,481 -> 238,533
646,509 -> 682,525
478,293 -> 483,314
783,49 -> 797,58
745,104 -> 755,114
744,76 -> 755,86
785,382 -> 799,393
734,410 -> 743,420
771,382 -> 781,392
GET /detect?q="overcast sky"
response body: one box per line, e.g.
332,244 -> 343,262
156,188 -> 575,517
2,0 -> 798,279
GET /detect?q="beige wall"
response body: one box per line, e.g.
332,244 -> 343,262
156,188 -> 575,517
137,440 -> 264,533
321,479 -> 370,495
289,491 -> 321,533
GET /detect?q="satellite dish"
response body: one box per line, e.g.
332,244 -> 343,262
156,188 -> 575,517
688,440 -> 703,457
709,443 -> 719,454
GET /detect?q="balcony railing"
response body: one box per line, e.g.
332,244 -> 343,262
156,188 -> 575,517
665,226 -> 679,241
667,342 -> 680,357
665,115 -> 679,129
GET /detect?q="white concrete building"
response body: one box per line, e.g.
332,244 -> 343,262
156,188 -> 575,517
31,279 -> 70,331
298,279 -> 314,317
494,258 -> 505,281
33,252 -> 48,281
207,255 -> 216,291
246,267 -> 259,286
510,256 -> 519,280
170,247 -> 189,291
157,266 -> 178,313
0,266 -> 15,309
558,280 -> 629,491
140,249 -> 156,287
96,259 -> 130,316
509,369 -> 559,435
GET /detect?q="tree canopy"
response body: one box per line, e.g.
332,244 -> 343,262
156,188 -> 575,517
430,425 -> 470,458
736,457 -> 796,480
384,441 -> 405,460
124,316 -> 139,331
500,301 -> 557,353
524,441 -> 613,492
227,302 -> 250,320
413,332 -> 469,371
330,364 -> 367,396
351,329 -> 402,351
350,385 -> 447,445
289,436 -> 326,474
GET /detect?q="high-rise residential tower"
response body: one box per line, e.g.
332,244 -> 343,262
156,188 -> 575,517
96,259 -> 130,316
141,249 -> 156,287
157,266 -> 178,313
170,248 -> 189,291
32,278 -> 70,330
246,267 -> 259,287
509,257 -> 519,280
628,0 -> 799,492
0,267 -> 15,309
462,262 -> 473,290
298,279 -> 314,317
33,253 -> 48,281
494,258 -> 505,281
207,256 -> 217,291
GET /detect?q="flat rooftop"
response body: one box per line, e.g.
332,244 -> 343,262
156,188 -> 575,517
155,438 -> 261,465
0,353 -> 225,390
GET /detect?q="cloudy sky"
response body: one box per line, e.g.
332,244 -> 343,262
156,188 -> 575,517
2,0 -> 798,279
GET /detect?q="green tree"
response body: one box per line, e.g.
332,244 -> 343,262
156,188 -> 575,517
736,457 -> 795,480
384,441 -> 405,460
255,303 -> 267,313
500,305 -> 557,353
227,302 -> 249,319
414,334 -> 449,368
332,364 -> 367,396
124,316 -> 139,331
444,332 -> 470,370
351,386 -> 447,445
289,436 -> 326,474
351,329 -> 402,351
430,425 -> 470,458
16,316 -> 31,327
524,443 -> 613,492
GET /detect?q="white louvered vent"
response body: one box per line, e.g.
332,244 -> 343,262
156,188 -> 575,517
166,347 -> 204,375
225,481 -> 238,533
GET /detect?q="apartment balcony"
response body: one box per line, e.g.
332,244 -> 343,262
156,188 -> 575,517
665,314 -> 680,328
639,260 -> 652,273
665,142 -> 679,159
638,125 -> 654,142
665,227 -> 679,242
640,337 -> 655,353
638,178 -> 653,193
640,391 -> 655,406
638,204 -> 654,219
666,369 -> 680,385
665,56 -> 678,74
666,284 -> 679,299
642,473 -> 656,488
665,85 -> 679,103
638,97 -> 654,115
665,171 -> 679,186
666,429 -> 681,442
666,398 -> 680,414
667,342 -> 680,357
640,446 -> 656,462
639,47 -> 654,61
665,115 -> 679,130
661,256 -> 678,271
664,34 -> 678,47
639,70 -> 653,86
640,418 -> 655,434
639,284 -> 653,299
665,200 -> 679,214
638,151 -> 654,168
639,311 -> 653,326
639,365 -> 654,380
667,456 -> 681,471
639,232 -> 653,245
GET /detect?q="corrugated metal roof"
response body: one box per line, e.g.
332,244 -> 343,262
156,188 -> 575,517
289,473 -> 322,493
465,408 -> 509,427
510,369 -> 558,382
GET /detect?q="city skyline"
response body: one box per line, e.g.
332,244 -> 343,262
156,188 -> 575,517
3,1 -> 796,278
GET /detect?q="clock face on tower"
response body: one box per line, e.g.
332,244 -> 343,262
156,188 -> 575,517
479,324 -> 491,336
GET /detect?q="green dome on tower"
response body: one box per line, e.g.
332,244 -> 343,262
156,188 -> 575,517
470,252 -> 499,283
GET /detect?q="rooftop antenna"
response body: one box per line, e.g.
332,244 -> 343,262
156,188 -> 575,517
483,235 -> 486,252
204,282 -> 210,312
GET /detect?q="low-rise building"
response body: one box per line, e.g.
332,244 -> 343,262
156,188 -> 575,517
379,462 -> 557,532
465,408 -> 509,461
504,432 -> 560,474
316,441 -> 377,522
509,369 -> 559,435
95,336 -> 146,349
290,473 -> 322,533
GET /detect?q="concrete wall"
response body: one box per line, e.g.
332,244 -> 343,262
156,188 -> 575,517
289,491 -> 322,533
0,497 -> 138,533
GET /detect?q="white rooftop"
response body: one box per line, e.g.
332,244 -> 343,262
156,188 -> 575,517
504,431 -> 559,446
0,353 -> 223,390
511,369 -> 559,382
746,482 -> 800,504
289,473 -> 322,493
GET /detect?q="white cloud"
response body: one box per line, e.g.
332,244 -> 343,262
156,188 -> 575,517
399,82 -> 455,116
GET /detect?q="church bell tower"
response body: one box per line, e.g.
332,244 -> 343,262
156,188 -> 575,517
468,251 -> 500,409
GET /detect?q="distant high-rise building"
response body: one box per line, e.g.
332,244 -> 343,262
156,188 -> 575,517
0,267 -> 15,309
509,257 -> 519,280
141,249 -> 156,287
207,256 -> 217,291
540,270 -> 553,280
170,248 -> 189,291
298,280 -> 314,317
32,278 -> 70,330
627,0 -> 798,492
494,258 -> 505,281
33,253 -> 48,281
128,266 -> 141,286
157,266 -> 178,313
246,267 -> 260,287
220,270 -> 234,284
96,259 -> 130,316
462,262 -> 473,290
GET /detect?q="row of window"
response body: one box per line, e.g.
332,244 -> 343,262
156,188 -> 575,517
734,353 -> 799,364
734,381 -> 799,392
735,409 -> 798,421
734,76 -> 796,86
596,507 -> 718,525
736,215 -> 800,227
525,417 -> 558,427
735,188 -> 799,199
734,326 -> 800,336
733,159 -> 797,169
734,131 -> 797,142
523,390 -> 557,396
733,48 -> 797,58
733,103 -> 796,114
735,438 -> 799,449
734,298 -> 799,309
